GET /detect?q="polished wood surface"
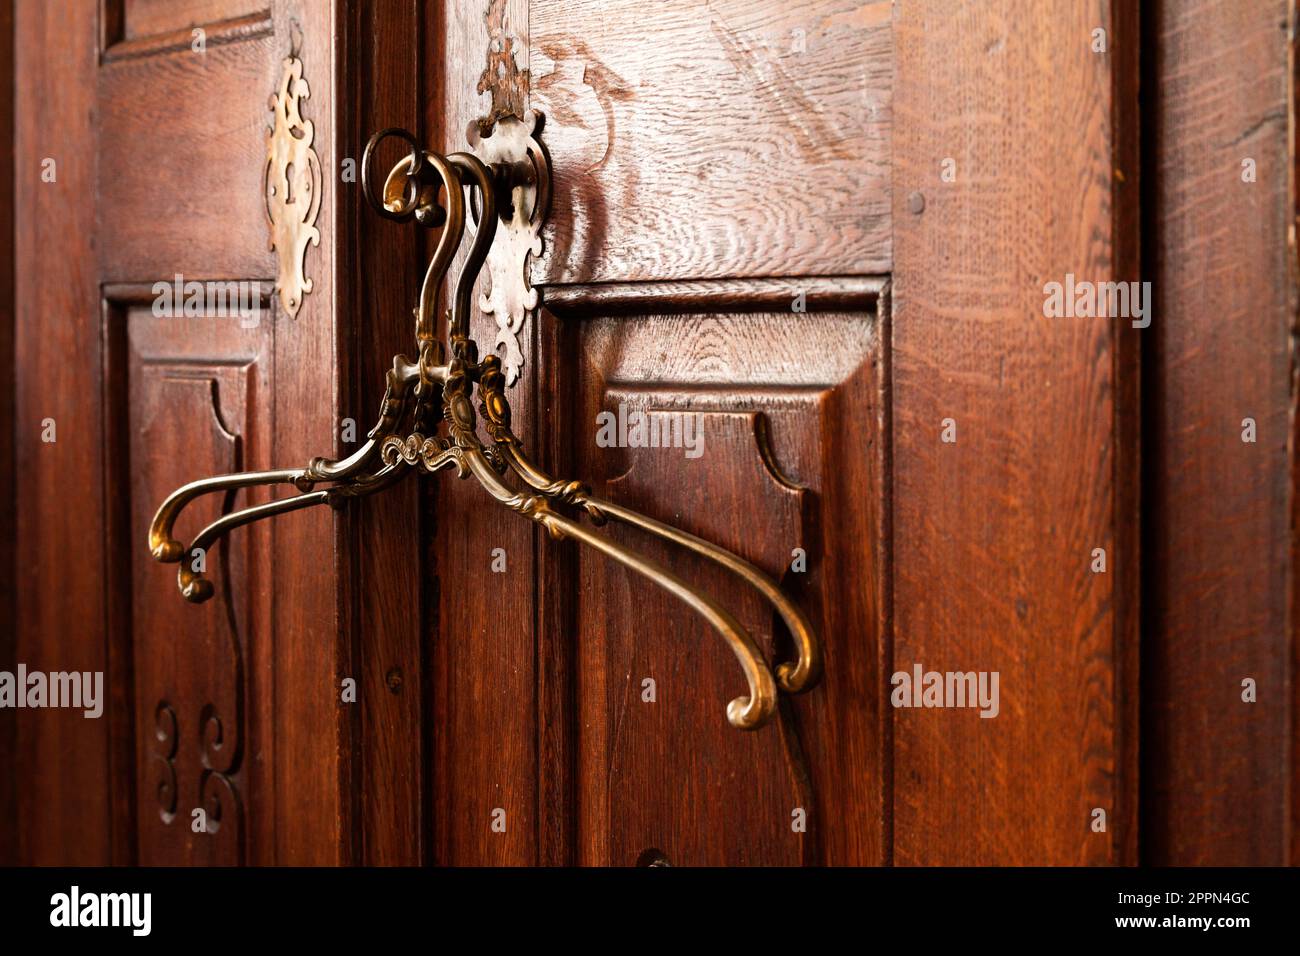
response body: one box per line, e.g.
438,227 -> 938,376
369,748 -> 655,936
0,0 -> 15,868
6,0 -> 1299,868
13,0 -> 353,865
560,283 -> 888,865
14,0 -> 109,866
891,0 -> 1141,864
342,0 -> 427,867
1144,0 -> 1297,866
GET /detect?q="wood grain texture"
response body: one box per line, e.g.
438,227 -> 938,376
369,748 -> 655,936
0,0 -> 15,867
579,411 -> 809,866
13,0 -> 111,866
891,0 -> 1141,865
553,280 -> 888,865
121,302 -> 273,865
119,0 -> 267,43
1143,0 -> 1296,865
429,0 -> 541,865
15,0 -> 351,865
267,0 -> 350,866
529,0 -> 892,284
102,1 -> 350,867
340,0 -> 427,866
97,30 -> 279,282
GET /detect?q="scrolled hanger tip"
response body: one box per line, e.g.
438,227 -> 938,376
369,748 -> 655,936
727,690 -> 776,731
776,656 -> 822,695
150,538 -> 183,563
180,575 -> 214,604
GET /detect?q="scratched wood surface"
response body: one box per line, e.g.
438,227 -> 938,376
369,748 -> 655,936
1144,0 -> 1297,866
890,0 -> 1141,864
529,0 -> 892,284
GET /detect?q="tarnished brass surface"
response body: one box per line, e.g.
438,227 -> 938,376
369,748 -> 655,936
264,55 -> 321,319
149,118 -> 821,731
468,110 -> 549,386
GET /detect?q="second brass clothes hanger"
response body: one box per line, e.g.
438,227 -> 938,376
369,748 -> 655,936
147,116 -> 822,730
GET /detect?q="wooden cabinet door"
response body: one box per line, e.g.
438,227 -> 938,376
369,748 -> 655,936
21,0 -> 1293,869
11,0 -> 426,865
421,0 -> 1138,866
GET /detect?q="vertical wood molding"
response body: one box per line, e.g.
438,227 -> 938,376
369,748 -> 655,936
0,0 -> 16,868
13,0 -> 110,864
339,0 -> 427,866
1144,0 -> 1297,865
891,0 -> 1141,864
268,0 -> 349,866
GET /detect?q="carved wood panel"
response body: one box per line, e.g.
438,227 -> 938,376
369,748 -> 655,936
108,296 -> 274,866
90,0 -> 349,866
549,278 -> 889,866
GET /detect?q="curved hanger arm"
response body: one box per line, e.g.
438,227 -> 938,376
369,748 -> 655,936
149,119 -> 818,735
496,441 -> 821,694
175,489 -> 333,602
446,153 -> 498,342
458,443 -> 778,729
149,468 -> 316,563
174,462 -> 410,602
413,152 -> 465,354
148,354 -> 422,566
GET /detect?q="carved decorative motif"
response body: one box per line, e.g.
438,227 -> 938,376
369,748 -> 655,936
190,700 -> 244,850
151,701 -> 178,824
264,55 -> 322,319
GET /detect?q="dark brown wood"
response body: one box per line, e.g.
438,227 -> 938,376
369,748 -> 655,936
341,0 -> 427,866
534,309 -> 579,865
14,0 -> 357,866
550,280 -> 889,865
427,0 -> 541,866
115,290 -> 273,865
0,0 -> 15,868
1143,0 -> 1297,866
97,19 -> 278,282
891,0 -> 1141,864
10,0 -> 1299,871
266,0 -> 349,867
13,0 -> 109,866
101,295 -> 138,864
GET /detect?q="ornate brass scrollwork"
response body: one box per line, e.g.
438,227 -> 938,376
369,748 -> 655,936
148,117 -> 821,730
265,55 -> 321,319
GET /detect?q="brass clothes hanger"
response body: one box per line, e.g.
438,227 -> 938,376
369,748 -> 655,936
147,118 -> 821,730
